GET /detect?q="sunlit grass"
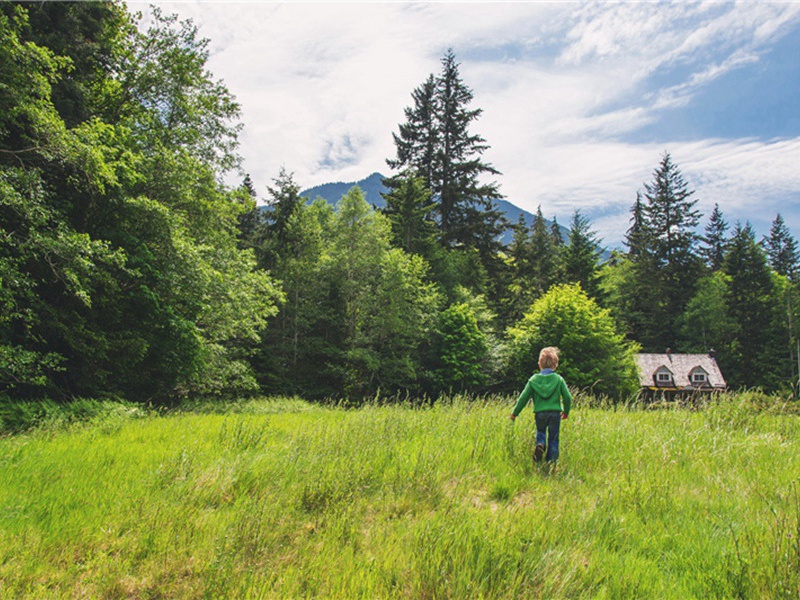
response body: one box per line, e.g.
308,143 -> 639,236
0,394 -> 798,598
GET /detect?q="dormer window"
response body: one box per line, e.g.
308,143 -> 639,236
655,367 -> 673,385
690,367 -> 709,386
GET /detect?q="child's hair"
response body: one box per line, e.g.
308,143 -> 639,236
539,347 -> 560,370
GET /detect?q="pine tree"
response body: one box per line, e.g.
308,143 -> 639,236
624,192 -> 649,258
643,153 -> 701,268
387,49 -> 505,253
700,203 -> 729,271
563,209 -> 602,299
502,214 -> 534,324
529,206 -> 557,296
723,223 -> 783,389
629,153 -> 703,350
266,168 -> 303,250
237,173 -> 264,251
386,75 -> 438,187
380,170 -> 438,258
763,213 -> 800,279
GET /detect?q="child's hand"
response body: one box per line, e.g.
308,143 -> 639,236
561,413 -> 568,420
509,414 -> 516,422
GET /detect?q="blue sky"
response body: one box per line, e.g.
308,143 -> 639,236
138,2 -> 800,247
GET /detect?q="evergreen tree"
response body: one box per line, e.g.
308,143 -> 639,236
381,170 -> 438,258
643,153 -> 701,269
386,75 -> 438,187
699,203 -> 729,271
265,168 -> 303,252
387,49 -> 505,255
529,206 -> 557,297
763,213 -> 800,279
625,153 -> 703,350
624,192 -> 649,259
563,209 -> 602,300
722,223 -> 783,389
501,214 -> 534,325
236,173 -> 264,252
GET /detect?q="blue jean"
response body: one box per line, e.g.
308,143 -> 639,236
535,410 -> 561,461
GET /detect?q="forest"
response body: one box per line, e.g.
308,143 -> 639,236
3,2 -> 800,405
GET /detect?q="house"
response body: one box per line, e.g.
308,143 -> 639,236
635,350 -> 726,397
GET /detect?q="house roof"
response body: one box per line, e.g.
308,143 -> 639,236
635,353 -> 727,390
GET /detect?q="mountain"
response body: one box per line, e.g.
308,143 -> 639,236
300,172 -> 568,245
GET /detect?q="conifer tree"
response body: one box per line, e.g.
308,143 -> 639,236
624,192 -> 650,258
237,173 -> 264,252
386,75 -> 438,187
563,209 -> 602,300
723,223 -> 784,389
502,214 -> 534,325
380,170 -> 438,258
763,213 -> 800,279
529,206 -> 557,296
625,154 -> 703,350
264,168 -> 303,263
700,203 -> 729,271
387,49 -> 505,254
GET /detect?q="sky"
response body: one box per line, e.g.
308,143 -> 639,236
135,1 -> 800,247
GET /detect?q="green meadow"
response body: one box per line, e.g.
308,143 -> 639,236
1,395 -> 798,599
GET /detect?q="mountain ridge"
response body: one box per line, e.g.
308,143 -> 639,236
300,172 -> 568,245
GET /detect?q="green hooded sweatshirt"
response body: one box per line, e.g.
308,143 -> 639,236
512,371 -> 572,417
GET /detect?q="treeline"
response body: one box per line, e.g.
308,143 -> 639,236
2,4 -> 798,405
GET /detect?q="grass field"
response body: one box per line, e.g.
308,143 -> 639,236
1,394 -> 799,599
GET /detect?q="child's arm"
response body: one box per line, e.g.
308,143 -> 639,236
510,382 -> 533,420
560,376 -> 572,418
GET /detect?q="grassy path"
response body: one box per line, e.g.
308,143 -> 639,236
1,397 -> 798,598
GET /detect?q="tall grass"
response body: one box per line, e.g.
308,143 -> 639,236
0,394 -> 798,598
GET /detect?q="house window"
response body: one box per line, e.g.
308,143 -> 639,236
692,372 -> 707,383
656,372 -> 672,383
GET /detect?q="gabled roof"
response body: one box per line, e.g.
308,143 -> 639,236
636,353 -> 726,390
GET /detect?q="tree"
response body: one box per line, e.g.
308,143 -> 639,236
429,303 -> 488,392
699,203 -> 729,271
380,170 -> 438,258
505,283 -> 640,399
386,75 -> 438,187
387,49 -> 505,255
1,4 -> 283,401
563,209 -> 602,300
677,271 -> 736,355
623,154 -> 703,351
624,192 -> 649,259
236,174 -> 265,254
722,223 -> 783,389
529,206 -> 558,297
763,213 -> 800,280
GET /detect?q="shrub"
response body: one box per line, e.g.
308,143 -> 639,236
505,283 -> 640,399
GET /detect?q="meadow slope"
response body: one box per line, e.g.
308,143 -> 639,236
1,396 -> 798,599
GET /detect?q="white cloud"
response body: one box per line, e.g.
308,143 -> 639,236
135,1 -> 800,243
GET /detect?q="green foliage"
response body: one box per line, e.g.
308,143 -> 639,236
678,271 -> 737,355
723,223 -> 784,389
764,213 -> 800,280
388,49 -> 505,260
430,303 -> 489,391
380,169 -> 438,258
619,155 -> 704,351
0,4 -> 282,401
563,209 -> 602,300
506,283 -> 640,398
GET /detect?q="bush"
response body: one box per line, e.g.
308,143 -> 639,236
505,283 -> 640,399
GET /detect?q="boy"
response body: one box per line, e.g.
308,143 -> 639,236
510,347 -> 572,462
